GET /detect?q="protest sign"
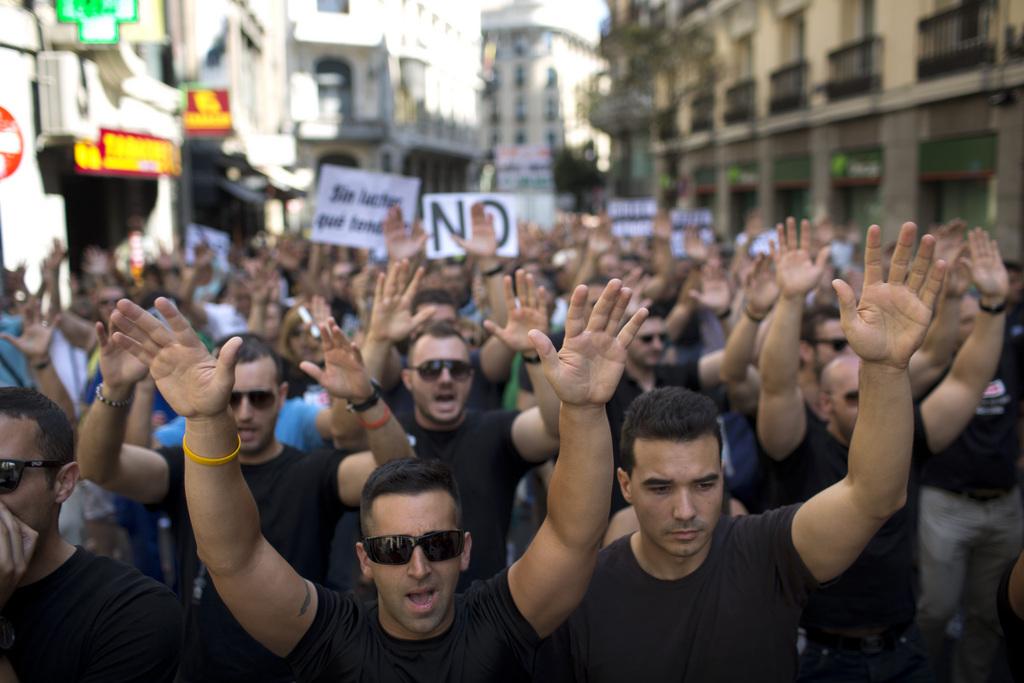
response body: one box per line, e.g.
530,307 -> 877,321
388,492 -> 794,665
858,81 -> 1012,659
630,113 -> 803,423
669,208 -> 715,258
185,224 -> 231,271
495,145 -> 554,192
311,166 -> 420,250
421,194 -> 518,260
608,198 -> 657,237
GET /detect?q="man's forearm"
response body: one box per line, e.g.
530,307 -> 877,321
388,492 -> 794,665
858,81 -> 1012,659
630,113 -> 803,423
363,401 -> 414,464
909,293 -> 962,397
124,380 -> 156,447
758,295 -> 803,393
721,312 -> 760,384
77,384 -> 133,483
361,337 -> 397,389
31,363 -> 75,422
526,361 -> 560,438
949,306 -> 1005,387
480,337 -> 515,384
184,411 -> 262,577
482,266 -> 507,327
847,363 -> 912,518
545,404 -> 611,549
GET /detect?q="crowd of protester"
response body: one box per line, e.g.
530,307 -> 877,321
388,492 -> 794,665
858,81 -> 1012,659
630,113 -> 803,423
0,205 -> 1022,682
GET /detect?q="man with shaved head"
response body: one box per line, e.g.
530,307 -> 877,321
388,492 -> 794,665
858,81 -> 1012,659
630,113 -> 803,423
758,225 -> 1008,681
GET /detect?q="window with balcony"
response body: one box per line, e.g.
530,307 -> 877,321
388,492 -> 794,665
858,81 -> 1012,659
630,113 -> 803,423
546,97 -> 559,121
515,98 -> 526,122
316,58 -> 354,120
918,0 -> 995,79
771,12 -> 807,113
317,0 -> 349,12
515,65 -> 526,88
515,129 -> 527,144
547,130 -> 558,150
514,33 -> 528,56
546,67 -> 557,88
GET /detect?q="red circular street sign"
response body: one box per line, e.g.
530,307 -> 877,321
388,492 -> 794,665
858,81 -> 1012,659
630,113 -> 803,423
0,107 -> 25,181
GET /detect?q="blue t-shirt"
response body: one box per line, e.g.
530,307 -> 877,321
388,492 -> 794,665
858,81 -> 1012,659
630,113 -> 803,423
154,397 -> 328,452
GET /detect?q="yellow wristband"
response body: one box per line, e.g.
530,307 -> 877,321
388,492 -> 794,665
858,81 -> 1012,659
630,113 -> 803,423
182,435 -> 241,466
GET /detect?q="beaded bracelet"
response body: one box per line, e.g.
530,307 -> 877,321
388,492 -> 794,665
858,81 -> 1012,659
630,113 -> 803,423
95,383 -> 134,408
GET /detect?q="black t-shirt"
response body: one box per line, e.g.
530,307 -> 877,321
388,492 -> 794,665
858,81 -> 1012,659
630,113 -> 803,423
996,559 -> 1024,683
287,568 -> 540,682
605,361 -> 701,513
921,327 -> 1024,491
152,445 -> 348,682
398,411 -> 533,590
5,547 -> 183,682
535,505 -> 817,682
764,407 -> 932,630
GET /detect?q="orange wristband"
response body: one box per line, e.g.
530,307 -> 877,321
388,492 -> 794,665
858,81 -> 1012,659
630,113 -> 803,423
356,404 -> 392,431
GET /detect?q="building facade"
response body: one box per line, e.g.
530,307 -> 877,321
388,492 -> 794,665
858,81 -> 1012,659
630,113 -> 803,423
287,0 -> 482,197
479,0 -> 610,165
0,0 -> 181,280
618,0 -> 1024,258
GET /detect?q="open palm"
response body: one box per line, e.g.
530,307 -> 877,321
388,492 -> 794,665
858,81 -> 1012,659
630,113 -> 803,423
484,270 -> 549,352
454,203 -> 499,258
300,319 -> 373,401
531,280 -> 647,406
96,322 -> 149,388
367,260 -> 433,343
835,223 -> 945,369
110,298 -> 240,419
772,217 -> 829,298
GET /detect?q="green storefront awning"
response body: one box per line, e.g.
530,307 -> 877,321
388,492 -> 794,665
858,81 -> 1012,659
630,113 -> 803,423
774,156 -> 810,185
727,162 -> 758,187
831,149 -> 883,181
919,134 -> 996,178
694,167 -> 716,187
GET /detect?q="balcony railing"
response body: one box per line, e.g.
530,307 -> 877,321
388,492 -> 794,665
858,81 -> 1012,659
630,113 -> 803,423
691,92 -> 714,132
918,0 -> 995,79
724,79 -> 755,124
827,36 -> 882,100
770,61 -> 807,114
681,0 -> 710,16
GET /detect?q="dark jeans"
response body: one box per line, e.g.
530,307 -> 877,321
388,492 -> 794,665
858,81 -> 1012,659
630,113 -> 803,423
798,625 -> 935,682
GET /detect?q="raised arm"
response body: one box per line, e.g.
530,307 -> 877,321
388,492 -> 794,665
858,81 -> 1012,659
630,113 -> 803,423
1,300 -> 74,421
361,259 -> 433,390
792,223 -> 945,582
920,228 -> 1008,452
757,218 -> 829,460
720,254 -> 777,415
508,280 -> 647,637
109,297 -> 315,658
298,318 -> 414,506
483,270 -> 560,460
76,321 -> 169,503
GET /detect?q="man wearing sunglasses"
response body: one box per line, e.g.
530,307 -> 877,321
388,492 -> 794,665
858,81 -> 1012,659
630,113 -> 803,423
111,279 -> 646,681
0,387 -> 182,681
76,312 -> 414,683
757,224 -> 1008,681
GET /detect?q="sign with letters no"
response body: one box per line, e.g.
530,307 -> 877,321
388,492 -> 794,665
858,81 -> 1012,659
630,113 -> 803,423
421,194 -> 519,260
311,166 -> 421,250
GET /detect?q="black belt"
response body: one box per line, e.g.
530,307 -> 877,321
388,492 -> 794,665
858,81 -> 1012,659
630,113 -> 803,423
951,488 -> 1012,502
804,623 -> 910,655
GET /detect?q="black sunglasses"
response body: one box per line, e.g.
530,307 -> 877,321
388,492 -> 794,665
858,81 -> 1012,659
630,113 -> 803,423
414,360 -> 472,382
637,333 -> 670,345
841,390 -> 859,406
815,338 -> 849,352
0,459 -> 64,494
229,390 -> 276,410
362,530 -> 465,565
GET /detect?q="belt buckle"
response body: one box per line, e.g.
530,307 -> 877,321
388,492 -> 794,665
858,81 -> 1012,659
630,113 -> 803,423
860,635 -> 884,655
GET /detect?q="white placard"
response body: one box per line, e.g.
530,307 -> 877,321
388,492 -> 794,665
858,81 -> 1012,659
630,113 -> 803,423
608,198 -> 657,237
311,166 -> 421,250
185,224 -> 231,271
421,194 -> 518,260
495,145 -> 553,192
669,208 -> 715,258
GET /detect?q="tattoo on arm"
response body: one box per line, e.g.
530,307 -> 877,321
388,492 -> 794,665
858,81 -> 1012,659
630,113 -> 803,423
298,581 -> 312,617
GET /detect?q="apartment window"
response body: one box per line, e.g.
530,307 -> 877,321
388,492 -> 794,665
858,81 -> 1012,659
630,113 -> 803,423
316,58 -> 354,120
545,97 -> 558,120
317,0 -> 349,12
515,65 -> 526,87
735,36 -> 753,79
514,33 -> 528,56
515,97 -> 526,122
541,31 -> 553,54
860,0 -> 875,36
546,67 -> 557,88
546,130 -> 559,150
490,131 -> 500,148
515,129 -> 527,144
783,12 -> 805,62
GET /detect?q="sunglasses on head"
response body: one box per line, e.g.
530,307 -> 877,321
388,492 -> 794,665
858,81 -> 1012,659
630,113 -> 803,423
0,459 -> 63,494
414,360 -> 472,382
637,333 -> 670,345
815,338 -> 849,352
362,530 -> 465,565
229,390 -> 276,410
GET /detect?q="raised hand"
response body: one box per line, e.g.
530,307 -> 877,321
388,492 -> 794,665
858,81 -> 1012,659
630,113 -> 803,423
1,300 -> 57,365
962,228 -> 1008,304
41,238 -> 66,275
652,211 -> 672,243
366,259 -> 434,343
691,260 -> 732,317
483,270 -> 549,353
587,214 -> 614,256
383,206 -> 427,262
453,203 -> 499,259
528,280 -> 648,407
299,318 -> 374,402
743,254 -> 779,318
109,298 -> 241,419
683,227 -> 710,263
95,321 -> 149,390
82,247 -> 112,277
833,223 -> 946,369
771,217 -> 830,299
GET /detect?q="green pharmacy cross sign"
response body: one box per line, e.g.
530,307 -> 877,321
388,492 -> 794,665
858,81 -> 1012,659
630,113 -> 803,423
57,0 -> 139,44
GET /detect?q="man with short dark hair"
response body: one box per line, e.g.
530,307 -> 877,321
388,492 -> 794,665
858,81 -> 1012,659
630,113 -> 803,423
111,279 -> 647,681
0,387 -> 182,681
77,314 -> 413,682
537,221 -> 947,682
